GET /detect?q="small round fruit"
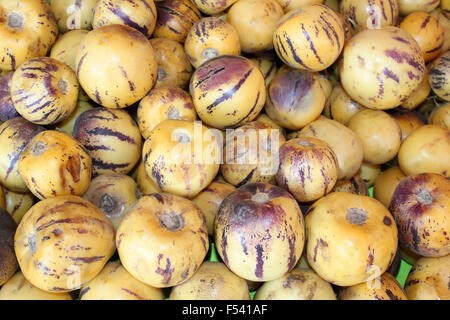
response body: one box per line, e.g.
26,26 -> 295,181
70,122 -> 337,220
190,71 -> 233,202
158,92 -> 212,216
117,193 -> 209,288
150,38 -> 193,89
401,68 -> 431,110
429,103 -> 450,130
0,118 -> 44,192
0,271 -> 72,300
137,86 -> 196,139
227,0 -> 284,53
0,72 -> 19,122
254,269 -> 336,300
390,108 -> 426,141
273,4 -> 345,72
75,24 -> 158,109
190,55 -> 266,130
340,0 -> 399,31
11,57 -> 79,125
373,166 -> 406,208
135,160 -> 161,195
93,0 -> 157,38
265,69 -> 325,130
404,255 -> 450,300
191,0 -> 238,15
185,17 -> 241,69
191,181 -> 236,236
338,272 -> 407,300
398,0 -> 440,16
331,174 -> 369,196
0,0 -> 58,71
73,108 -> 142,176
276,137 -> 339,203
397,125 -> 450,177
323,84 -> 366,125
18,130 -> 92,200
79,261 -> 164,300
305,192 -> 398,286
389,173 -> 450,257
428,51 -> 450,101
347,109 -> 402,165
169,261 -> 250,300
215,183 -> 305,282
340,27 -> 425,110
14,196 -> 115,292
153,0 -> 201,43
82,174 -> 139,232
50,30 -> 89,72
142,119 -> 221,199
54,100 -> 94,136
50,0 -> 97,33
4,189 -> 34,224
0,207 -> 17,286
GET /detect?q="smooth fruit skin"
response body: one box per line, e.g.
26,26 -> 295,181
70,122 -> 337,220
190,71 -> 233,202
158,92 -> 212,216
190,0 -> 238,15
428,51 -> 450,102
323,84 -> 366,125
18,130 -> 92,200
340,27 -> 425,110
116,193 -> 209,288
4,189 -> 34,224
169,261 -> 250,300
50,30 -> 89,72
14,195 -> 115,292
390,108 -> 427,141
305,192 -> 398,287
373,166 -> 406,208
401,68 -> 431,110
79,261 -> 164,300
75,24 -> 158,109
0,207 -> 18,286
135,160 -> 161,195
429,103 -> 450,130
340,0 -> 399,31
389,173 -> 450,258
398,0 -> 440,16
54,100 -> 94,136
397,124 -> 450,177
0,0 -> 58,71
214,183 -> 305,282
0,72 -> 20,122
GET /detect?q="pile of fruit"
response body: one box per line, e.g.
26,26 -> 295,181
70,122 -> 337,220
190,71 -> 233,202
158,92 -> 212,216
0,0 -> 449,300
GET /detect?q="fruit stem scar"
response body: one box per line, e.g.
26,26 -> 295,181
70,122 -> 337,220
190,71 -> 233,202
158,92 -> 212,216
346,208 -> 368,225
159,211 -> 184,231
417,190 -> 433,205
7,12 -> 23,30
252,192 -> 269,204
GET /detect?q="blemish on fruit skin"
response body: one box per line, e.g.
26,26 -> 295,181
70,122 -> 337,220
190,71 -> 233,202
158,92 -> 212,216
155,257 -> 174,285
255,244 -> 264,279
383,216 -> 392,226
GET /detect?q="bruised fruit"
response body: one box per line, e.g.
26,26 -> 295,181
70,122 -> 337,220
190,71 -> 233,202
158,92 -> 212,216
428,51 -> 450,101
273,4 -> 345,72
4,189 -> 34,224
305,192 -> 398,286
142,119 -> 221,199
373,166 -> 406,208
0,72 -> 19,122
169,261 -> 250,300
14,195 -> 115,292
323,84 -> 366,125
190,55 -> 266,130
185,17 -> 241,69
11,57 -> 79,125
254,269 -> 336,300
73,108 -> 142,176
50,29 -> 89,72
79,261 -> 164,300
215,183 -> 305,282
276,137 -> 339,203
191,181 -> 236,236
93,0 -> 157,38
339,0 -> 399,31
0,207 -> 18,286
50,0 -> 98,33
117,193 -> 209,288
265,69 -> 325,130
75,24 -> 158,108
0,0 -> 58,71
18,130 -> 92,200
389,173 -> 450,257
338,272 -> 407,300
0,118 -> 44,193
82,174 -> 139,232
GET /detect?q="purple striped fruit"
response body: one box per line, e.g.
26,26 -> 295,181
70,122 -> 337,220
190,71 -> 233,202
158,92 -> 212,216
214,182 -> 305,282
273,4 -> 345,72
11,57 -> 79,125
191,0 -> 238,15
116,193 -> 209,288
0,118 -> 45,193
0,72 -> 20,122
4,189 -> 34,224
190,55 -> 266,130
14,195 -> 115,292
428,51 -> 450,101
340,0 -> 399,31
18,130 -> 92,200
73,108 -> 142,176
93,0 -> 157,38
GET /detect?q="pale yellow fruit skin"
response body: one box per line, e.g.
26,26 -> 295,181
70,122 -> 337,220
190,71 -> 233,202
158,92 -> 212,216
14,195 -> 115,292
359,162 -> 382,188
170,261 -> 250,300
0,271 -> 72,300
323,84 -> 366,125
398,0 -> 440,16
0,0 -> 58,71
339,272 -> 408,300
340,0 -> 399,31
50,0 -> 98,33
305,192 -> 398,287
398,125 -> 450,177
116,194 -> 209,288
373,166 -> 406,208
254,269 -> 337,300
50,30 -> 89,72
429,103 -> 450,130
275,0 -> 324,12
79,261 -> 164,300
404,255 -> 450,300
340,27 -> 425,110
75,24 -> 158,109
136,160 -> 161,195
143,119 -> 221,199
4,189 -> 34,224
401,68 -> 431,110
191,0 -> 238,15
54,100 -> 94,136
